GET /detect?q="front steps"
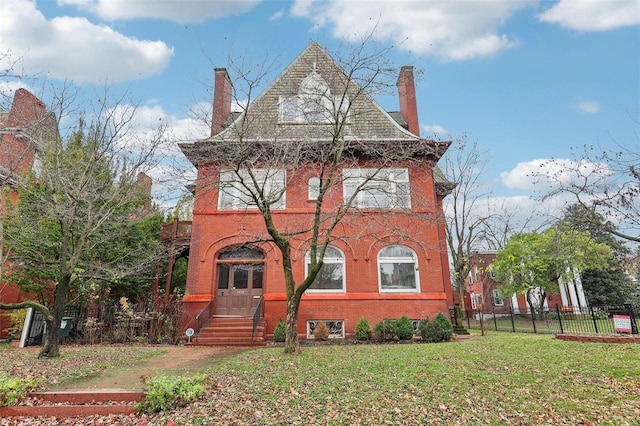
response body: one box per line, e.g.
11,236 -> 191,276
192,317 -> 267,346
0,389 -> 143,418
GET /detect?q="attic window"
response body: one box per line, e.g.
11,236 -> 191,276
279,71 -> 349,124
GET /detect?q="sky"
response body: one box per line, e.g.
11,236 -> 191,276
1,0 -> 639,224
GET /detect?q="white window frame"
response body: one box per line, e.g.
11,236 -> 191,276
218,169 -> 286,210
470,292 -> 477,309
305,246 -> 346,293
343,168 -> 410,209
377,245 -> 419,293
308,176 -> 320,200
491,289 -> 504,306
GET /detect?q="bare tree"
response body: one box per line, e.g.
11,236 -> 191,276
182,41 -> 452,354
0,83 -> 168,357
538,136 -> 640,243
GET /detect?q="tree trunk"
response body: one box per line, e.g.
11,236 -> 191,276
39,276 -> 70,358
284,298 -> 300,354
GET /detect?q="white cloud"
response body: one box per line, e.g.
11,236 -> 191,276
575,99 -> 601,114
421,124 -> 450,138
0,0 -> 174,83
500,158 -> 613,193
538,0 -> 640,31
270,9 -> 285,21
290,0 -> 534,61
58,0 -> 261,23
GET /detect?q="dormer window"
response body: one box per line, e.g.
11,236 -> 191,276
279,71 -> 349,124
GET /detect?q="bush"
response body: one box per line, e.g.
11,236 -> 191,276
136,374 -> 208,414
395,316 -> 415,341
0,374 -> 41,407
273,319 -> 286,342
374,319 -> 397,341
4,309 -> 27,341
419,312 -> 454,343
354,317 -> 372,341
313,321 -> 329,341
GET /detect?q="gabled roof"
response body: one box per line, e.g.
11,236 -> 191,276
180,42 -> 451,166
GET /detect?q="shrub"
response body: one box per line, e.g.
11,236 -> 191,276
395,316 -> 415,341
354,317 -> 372,341
0,374 -> 41,407
419,312 -> 454,343
374,319 -> 397,341
313,321 -> 329,341
136,374 -> 208,414
273,319 -> 286,342
4,309 -> 27,341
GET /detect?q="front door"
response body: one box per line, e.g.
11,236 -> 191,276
214,247 -> 264,316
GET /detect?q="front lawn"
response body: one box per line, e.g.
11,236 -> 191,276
160,333 -> 639,425
1,333 -> 639,425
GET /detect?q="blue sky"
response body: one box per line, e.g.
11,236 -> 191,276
1,0 -> 639,215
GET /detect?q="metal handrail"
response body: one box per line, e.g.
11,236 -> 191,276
251,296 -> 264,342
194,300 -> 212,335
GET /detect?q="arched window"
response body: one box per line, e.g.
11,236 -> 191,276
305,246 -> 345,292
378,245 -> 419,292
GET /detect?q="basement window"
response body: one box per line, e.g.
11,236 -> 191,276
306,320 -> 345,339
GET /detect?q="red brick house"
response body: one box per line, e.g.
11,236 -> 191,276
179,42 -> 455,343
466,252 -> 590,318
0,89 -> 56,339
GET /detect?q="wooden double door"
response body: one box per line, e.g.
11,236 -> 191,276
214,261 -> 264,316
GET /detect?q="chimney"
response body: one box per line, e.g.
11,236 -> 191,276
211,68 -> 232,136
8,88 -> 46,127
396,66 -> 419,136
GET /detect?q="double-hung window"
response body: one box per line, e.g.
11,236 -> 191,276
343,168 -> 410,209
218,169 -> 286,210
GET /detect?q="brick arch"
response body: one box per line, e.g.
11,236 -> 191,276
365,235 -> 430,262
289,237 -> 357,262
202,234 -> 277,262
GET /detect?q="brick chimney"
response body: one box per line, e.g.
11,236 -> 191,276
8,88 -> 46,127
396,66 -> 419,136
211,68 -> 232,136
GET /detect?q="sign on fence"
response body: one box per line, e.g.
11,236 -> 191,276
613,315 -> 632,333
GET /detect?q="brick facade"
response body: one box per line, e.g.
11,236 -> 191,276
179,43 -> 454,339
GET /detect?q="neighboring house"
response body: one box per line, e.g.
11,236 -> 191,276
0,89 -> 57,339
178,42 -> 455,343
466,252 -> 589,318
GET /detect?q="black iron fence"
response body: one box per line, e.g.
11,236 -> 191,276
465,303 -> 639,336
17,298 -> 184,347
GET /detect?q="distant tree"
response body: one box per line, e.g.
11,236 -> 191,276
441,139 -> 491,314
442,139 -> 552,318
562,204 -> 637,305
538,138 -> 639,243
0,89 -> 167,358
492,224 -> 611,317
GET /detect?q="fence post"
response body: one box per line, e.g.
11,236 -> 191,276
531,307 -> 537,334
556,304 -> 564,334
492,308 -> 498,331
589,305 -> 599,334
625,303 -> 638,334
510,306 -> 516,333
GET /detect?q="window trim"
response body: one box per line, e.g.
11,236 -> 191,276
377,244 -> 420,293
491,289 -> 504,306
305,246 -> 346,293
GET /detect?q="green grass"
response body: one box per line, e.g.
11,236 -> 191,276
184,332 -> 640,425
